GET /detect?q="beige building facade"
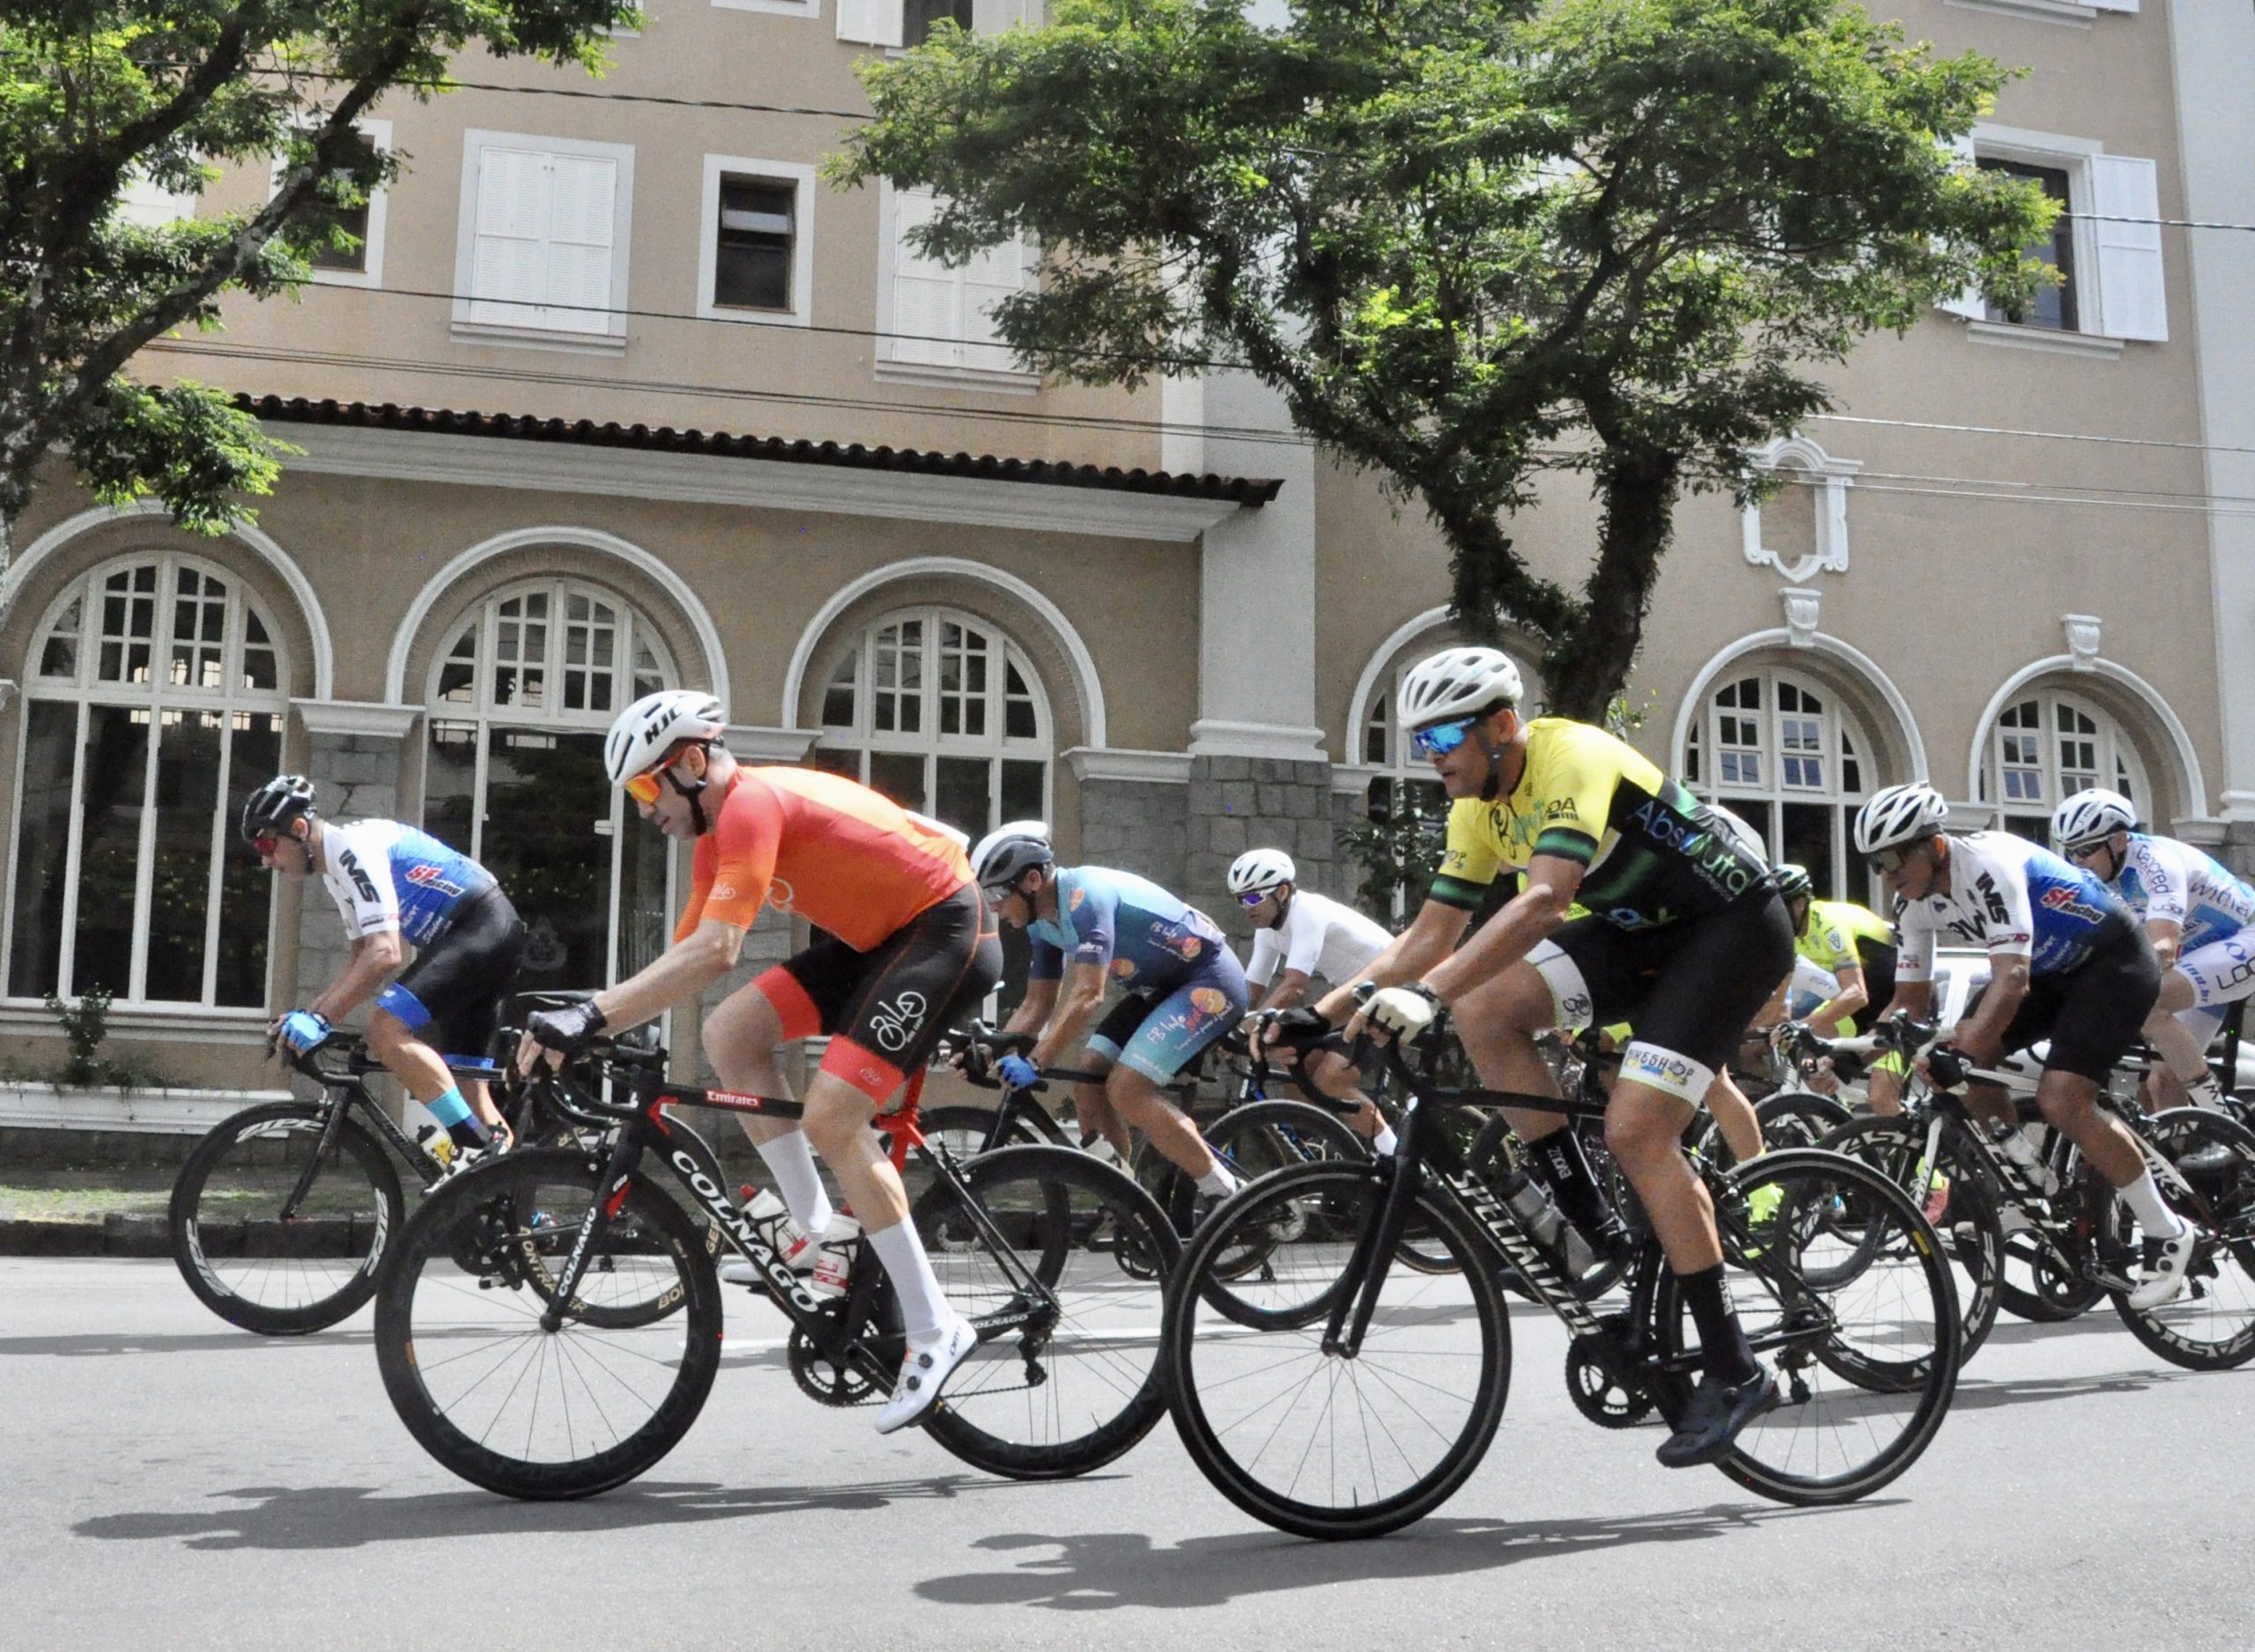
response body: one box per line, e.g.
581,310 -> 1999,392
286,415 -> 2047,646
3,0 -> 2250,1095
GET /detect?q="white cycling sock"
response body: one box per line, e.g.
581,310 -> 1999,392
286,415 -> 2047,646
1197,1163 -> 1241,1198
1372,1125 -> 1400,1156
753,1132 -> 834,1236
2118,1168 -> 2186,1239
867,1219 -> 951,1343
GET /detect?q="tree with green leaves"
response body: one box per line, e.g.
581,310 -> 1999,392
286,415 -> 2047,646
0,0 -> 637,575
834,0 -> 2056,719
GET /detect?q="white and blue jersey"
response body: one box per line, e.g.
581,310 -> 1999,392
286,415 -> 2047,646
322,819 -> 498,948
1896,831 -> 2131,983
1029,867 -> 1231,990
2109,833 -> 2255,954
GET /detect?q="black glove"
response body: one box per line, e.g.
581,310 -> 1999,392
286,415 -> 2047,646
527,999 -> 609,1059
1926,1044 -> 1968,1090
1263,1007 -> 1334,1050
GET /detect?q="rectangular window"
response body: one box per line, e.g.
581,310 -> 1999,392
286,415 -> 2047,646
882,183 -> 1034,379
1981,160 -> 2077,331
698,157 -> 815,326
308,124 -> 390,283
906,0 -> 972,42
454,129 -> 635,347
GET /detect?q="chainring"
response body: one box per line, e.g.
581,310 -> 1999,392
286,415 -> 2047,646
1564,1316 -> 1655,1429
788,1327 -> 883,1407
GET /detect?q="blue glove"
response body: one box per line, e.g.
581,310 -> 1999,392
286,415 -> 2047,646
278,1009 -> 331,1056
997,1053 -> 1041,1090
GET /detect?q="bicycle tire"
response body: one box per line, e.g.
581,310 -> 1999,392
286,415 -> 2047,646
1754,1089 -> 1856,1152
373,1147 -> 722,1499
1166,1101 -> 1374,1278
1660,1147 -> 1961,1507
912,1145 -> 1179,1479
1162,1158 -> 1512,1540
1816,1115 -> 2002,1360
168,1101 -> 405,1335
2112,1107 -> 2255,1370
921,1103 -> 1050,1158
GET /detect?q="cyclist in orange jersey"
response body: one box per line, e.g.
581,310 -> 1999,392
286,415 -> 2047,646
519,691 -> 1000,1433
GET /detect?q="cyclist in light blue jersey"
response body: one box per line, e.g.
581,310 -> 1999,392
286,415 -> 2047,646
975,827 -> 1246,1198
244,775 -> 524,1154
2055,788 -> 2255,1111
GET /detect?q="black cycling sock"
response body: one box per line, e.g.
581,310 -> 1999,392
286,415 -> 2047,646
1675,1262 -> 1757,1382
447,1116 -> 493,1151
1524,1128 -> 1615,1235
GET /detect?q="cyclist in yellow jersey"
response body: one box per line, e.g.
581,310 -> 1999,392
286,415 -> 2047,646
1316,647 -> 1794,1469
1758,863 -> 1906,1109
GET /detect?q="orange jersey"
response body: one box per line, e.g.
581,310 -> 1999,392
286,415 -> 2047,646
673,768 -> 972,951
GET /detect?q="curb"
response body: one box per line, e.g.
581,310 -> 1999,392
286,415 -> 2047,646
0,1214 -> 170,1257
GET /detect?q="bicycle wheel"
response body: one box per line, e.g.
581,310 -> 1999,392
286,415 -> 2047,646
169,1101 -> 406,1335
1816,1116 -> 2001,1360
1659,1147 -> 1961,1507
373,1147 -> 721,1499
921,1103 -> 1048,1159
1756,1090 -> 1856,1152
2112,1108 -> 2255,1370
910,1145 -> 1178,1479
1162,1159 -> 1511,1540
1996,1125 -> 2104,1324
1163,1101 -> 1375,1279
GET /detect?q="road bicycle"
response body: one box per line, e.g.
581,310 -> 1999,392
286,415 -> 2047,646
166,993 -> 614,1334
371,1029 -> 1179,1499
1159,1019 -> 1962,1540
1804,1018 -> 2255,1369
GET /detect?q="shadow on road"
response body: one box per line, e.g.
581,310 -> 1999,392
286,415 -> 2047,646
1946,1367 -> 2208,1412
0,1328 -> 378,1358
913,1499 -> 1893,1610
71,1473 -> 1059,1550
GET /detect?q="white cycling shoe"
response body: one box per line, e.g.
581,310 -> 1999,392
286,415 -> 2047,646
2126,1219 -> 2199,1311
875,1313 -> 979,1434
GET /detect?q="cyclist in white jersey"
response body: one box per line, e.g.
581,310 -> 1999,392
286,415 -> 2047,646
1857,783 -> 2192,1309
2054,788 -> 2255,1110
1229,849 -> 1397,1148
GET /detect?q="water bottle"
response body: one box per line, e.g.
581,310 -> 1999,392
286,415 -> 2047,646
415,1124 -> 455,1169
1989,1122 -> 2059,1195
1498,1169 -> 1597,1278
808,1213 -> 861,1300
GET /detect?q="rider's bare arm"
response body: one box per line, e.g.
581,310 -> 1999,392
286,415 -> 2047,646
1033,961 -> 1109,1068
1002,977 -> 1059,1042
1422,852 -> 1584,1005
589,917 -> 748,1033
307,930 -> 404,1023
1313,898 -> 1470,1023
1950,954 -> 2030,1066
2146,915 -> 2185,971
1257,968 -> 1312,1014
1808,962 -> 1868,1033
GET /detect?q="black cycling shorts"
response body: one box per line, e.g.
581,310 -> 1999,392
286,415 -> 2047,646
376,888 -> 525,1063
756,881 -> 1002,1105
1848,937 -> 1898,1035
1990,926 -> 2160,1083
1528,892 -> 1796,1105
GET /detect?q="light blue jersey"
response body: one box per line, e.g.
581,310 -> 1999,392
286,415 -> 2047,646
1028,866 -> 1228,990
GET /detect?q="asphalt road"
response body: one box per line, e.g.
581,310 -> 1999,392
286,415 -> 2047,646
6,1257 -> 2254,1650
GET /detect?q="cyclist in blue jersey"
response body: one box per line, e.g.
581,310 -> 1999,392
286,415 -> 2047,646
974,826 -> 1247,1198
1855,782 -> 2192,1309
2053,788 -> 2255,1111
244,775 -> 524,1154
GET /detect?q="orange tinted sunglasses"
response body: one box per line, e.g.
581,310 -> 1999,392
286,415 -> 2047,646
623,771 -> 665,806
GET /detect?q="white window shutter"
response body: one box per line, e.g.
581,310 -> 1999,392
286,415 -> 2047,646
837,0 -> 905,47
469,145 -> 551,327
1937,133 -> 1985,321
2091,152 -> 2167,342
117,172 -> 196,229
543,154 -> 617,334
890,187 -> 960,365
972,0 -> 1033,33
960,233 -> 1029,372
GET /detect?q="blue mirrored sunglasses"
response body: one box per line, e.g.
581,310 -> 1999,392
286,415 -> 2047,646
1409,716 -> 1477,760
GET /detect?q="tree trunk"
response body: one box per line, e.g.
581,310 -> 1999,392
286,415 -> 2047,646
1541,449 -> 1681,726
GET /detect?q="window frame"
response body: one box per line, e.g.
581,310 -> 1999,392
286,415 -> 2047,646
451,128 -> 637,353
1683,664 -> 1876,901
713,0 -> 819,16
874,179 -> 1039,389
420,577 -> 680,989
269,117 -> 394,291
1979,686 -> 2151,845
696,155 -> 817,328
3,554 -> 290,1013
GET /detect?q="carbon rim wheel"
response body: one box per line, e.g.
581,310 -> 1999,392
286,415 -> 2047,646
169,1102 -> 403,1335
2111,1109 -> 2255,1370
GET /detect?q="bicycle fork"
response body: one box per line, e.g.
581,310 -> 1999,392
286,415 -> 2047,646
1323,1097 -> 1426,1359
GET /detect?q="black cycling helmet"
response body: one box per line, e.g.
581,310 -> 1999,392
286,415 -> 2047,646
241,773 -> 318,844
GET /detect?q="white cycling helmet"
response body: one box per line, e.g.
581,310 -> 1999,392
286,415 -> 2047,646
1395,646 -> 1524,731
2052,787 -> 2137,849
972,820 -> 1054,890
1228,848 -> 1297,896
1853,782 -> 1950,855
605,690 -> 728,788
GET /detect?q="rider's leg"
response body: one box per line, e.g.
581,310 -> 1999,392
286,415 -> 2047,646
702,978 -> 836,1236
1704,1072 -> 1763,1163
1072,1074 -> 1134,1162
2032,1068 -> 2185,1244
1103,970 -> 1246,1191
1279,1045 -> 1390,1146
1105,1066 -> 1223,1182
367,1007 -> 499,1146
2144,971 -> 2222,1107
793,1073 -> 950,1324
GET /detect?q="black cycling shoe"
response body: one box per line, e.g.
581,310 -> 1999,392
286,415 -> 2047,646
1656,1364 -> 1779,1469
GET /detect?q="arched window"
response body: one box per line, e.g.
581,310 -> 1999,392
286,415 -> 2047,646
1684,666 -> 1873,898
1979,688 -> 2148,844
814,607 -> 1052,837
422,579 -> 677,988
6,555 -> 287,1007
